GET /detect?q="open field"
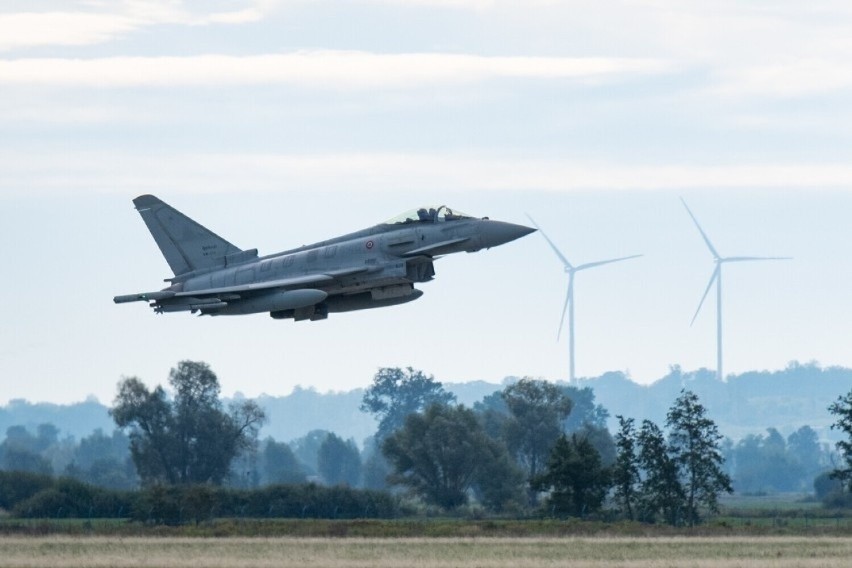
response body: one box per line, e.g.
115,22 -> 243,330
2,536 -> 852,567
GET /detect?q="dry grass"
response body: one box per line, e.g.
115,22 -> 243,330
1,536 -> 852,568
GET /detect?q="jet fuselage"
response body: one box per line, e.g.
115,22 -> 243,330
115,198 -> 534,321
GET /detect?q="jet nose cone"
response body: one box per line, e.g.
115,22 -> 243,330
482,220 -> 537,249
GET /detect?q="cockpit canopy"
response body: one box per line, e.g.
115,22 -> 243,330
384,206 -> 474,225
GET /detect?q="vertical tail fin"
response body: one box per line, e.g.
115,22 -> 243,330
132,195 -> 241,276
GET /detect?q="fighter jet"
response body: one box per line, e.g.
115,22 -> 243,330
115,195 -> 535,321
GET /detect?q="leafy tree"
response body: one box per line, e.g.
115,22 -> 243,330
290,429 -> 331,476
317,433 -> 361,487
110,361 -> 266,485
260,439 -> 306,485
533,433 -> 611,517
0,426 -> 54,475
361,367 -> 455,441
71,429 -> 131,470
502,378 -> 572,502
0,447 -> 53,475
575,423 -> 616,466
383,403 -> 507,510
814,471 -> 843,502
34,424 -> 60,452
666,390 -> 732,526
473,390 -> 510,441
636,419 -> 683,525
62,428 -> 137,489
829,389 -> 852,491
471,439 -> 525,513
763,427 -> 786,455
787,425 -> 822,477
360,436 -> 392,490
560,385 -> 610,431
730,429 -> 805,493
612,416 -> 640,520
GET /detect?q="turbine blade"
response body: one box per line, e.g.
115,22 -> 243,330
575,254 -> 643,272
557,275 -> 573,341
525,213 -> 574,270
691,266 -> 720,326
722,256 -> 793,263
680,197 -> 721,259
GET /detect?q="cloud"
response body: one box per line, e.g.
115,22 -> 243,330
712,58 -> 852,98
2,151 -> 851,195
0,3 -> 270,51
0,12 -> 138,51
0,51 -> 673,88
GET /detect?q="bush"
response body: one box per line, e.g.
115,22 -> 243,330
128,483 -> 399,523
815,471 -> 843,500
4,474 -> 398,523
821,490 -> 852,509
12,477 -> 133,518
0,470 -> 54,510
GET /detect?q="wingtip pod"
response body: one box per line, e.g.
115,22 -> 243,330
114,291 -> 176,304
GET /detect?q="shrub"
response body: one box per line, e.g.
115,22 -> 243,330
0,470 -> 54,510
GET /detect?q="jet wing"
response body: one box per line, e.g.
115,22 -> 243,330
176,274 -> 333,297
114,267 -> 373,304
403,237 -> 470,257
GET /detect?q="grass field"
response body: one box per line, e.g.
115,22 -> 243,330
2,536 -> 852,567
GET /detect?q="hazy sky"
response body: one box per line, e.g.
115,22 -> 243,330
2,1 -> 852,404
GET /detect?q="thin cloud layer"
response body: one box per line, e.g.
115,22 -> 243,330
2,152 -> 849,195
0,2 -> 270,51
0,52 -> 673,88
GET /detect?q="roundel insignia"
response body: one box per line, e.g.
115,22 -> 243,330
366,240 -> 374,250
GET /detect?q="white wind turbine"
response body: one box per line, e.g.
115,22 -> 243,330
527,215 -> 642,382
681,198 -> 791,381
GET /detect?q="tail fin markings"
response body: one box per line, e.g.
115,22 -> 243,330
133,194 -> 241,277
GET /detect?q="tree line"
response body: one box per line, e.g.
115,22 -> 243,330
5,360 -> 852,524
363,370 -> 732,524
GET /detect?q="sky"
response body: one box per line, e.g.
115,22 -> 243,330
1,1 -> 852,405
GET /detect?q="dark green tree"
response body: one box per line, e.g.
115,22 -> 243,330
0,426 -> 54,475
637,419 -> 683,525
71,429 -> 131,470
533,433 -> 611,517
575,423 -> 616,466
788,425 -> 824,484
829,390 -> 852,491
666,390 -> 732,526
361,367 -> 456,441
502,378 -> 573,502
290,429 -> 331,475
111,361 -> 266,485
731,429 -> 804,493
471,439 -> 525,513
360,436 -> 392,490
612,415 -> 640,520
317,433 -> 361,487
0,447 -> 53,475
473,390 -> 510,441
788,426 -> 821,470
260,439 -> 306,485
559,385 -> 610,431
383,403 -> 506,510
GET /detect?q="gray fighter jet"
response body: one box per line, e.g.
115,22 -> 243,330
115,195 -> 535,321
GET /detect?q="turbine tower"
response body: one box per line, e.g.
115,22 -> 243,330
527,215 -> 642,382
681,198 -> 791,381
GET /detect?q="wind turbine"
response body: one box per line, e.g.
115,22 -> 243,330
681,198 -> 791,381
527,215 -> 642,382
